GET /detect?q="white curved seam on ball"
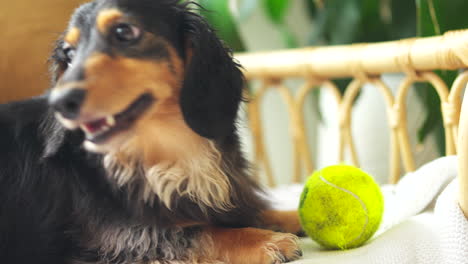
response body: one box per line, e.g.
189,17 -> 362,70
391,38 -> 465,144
319,175 -> 369,246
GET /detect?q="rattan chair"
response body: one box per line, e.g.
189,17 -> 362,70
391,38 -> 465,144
236,29 -> 468,263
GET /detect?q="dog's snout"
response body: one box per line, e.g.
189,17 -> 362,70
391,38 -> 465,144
50,88 -> 87,119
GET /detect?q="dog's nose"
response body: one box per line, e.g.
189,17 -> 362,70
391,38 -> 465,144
49,89 -> 87,120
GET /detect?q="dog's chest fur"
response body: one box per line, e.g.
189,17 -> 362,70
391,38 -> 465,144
69,142 -> 234,263
76,221 -> 199,263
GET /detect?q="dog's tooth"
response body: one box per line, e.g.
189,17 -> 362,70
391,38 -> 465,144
106,116 -> 116,126
85,134 -> 95,141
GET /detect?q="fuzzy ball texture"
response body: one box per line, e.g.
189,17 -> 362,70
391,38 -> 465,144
299,165 -> 384,250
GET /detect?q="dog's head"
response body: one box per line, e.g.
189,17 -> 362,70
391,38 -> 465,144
49,0 -> 244,154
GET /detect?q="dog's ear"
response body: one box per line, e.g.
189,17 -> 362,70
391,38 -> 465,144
180,12 -> 245,139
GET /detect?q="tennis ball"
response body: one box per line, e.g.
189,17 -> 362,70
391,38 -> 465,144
298,165 -> 384,250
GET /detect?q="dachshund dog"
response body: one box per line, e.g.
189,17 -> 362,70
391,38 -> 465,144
0,0 -> 303,263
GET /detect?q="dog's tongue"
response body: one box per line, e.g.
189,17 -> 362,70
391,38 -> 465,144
83,118 -> 108,133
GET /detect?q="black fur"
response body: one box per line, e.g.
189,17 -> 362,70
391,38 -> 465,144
180,9 -> 245,139
1,1 -> 268,263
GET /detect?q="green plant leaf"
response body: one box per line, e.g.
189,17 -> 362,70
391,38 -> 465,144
417,0 -> 468,34
310,1 -> 387,107
307,9 -> 328,45
442,1 -> 468,30
262,0 -> 290,25
198,0 -> 246,51
390,0 -> 416,39
358,0 -> 390,42
416,0 -> 443,36
414,0 -> 467,155
279,24 -> 299,48
307,0 -> 390,46
261,0 -> 298,48
327,0 -> 361,44
414,82 -> 444,153
304,0 -> 318,19
415,0 -> 444,154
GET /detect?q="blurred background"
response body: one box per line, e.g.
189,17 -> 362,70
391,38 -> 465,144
1,0 -> 467,185
0,0 -> 85,102
199,0 -> 468,184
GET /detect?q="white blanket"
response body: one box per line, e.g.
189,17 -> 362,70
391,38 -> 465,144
267,156 -> 468,264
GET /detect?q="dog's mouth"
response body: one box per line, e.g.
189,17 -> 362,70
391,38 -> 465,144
79,93 -> 155,144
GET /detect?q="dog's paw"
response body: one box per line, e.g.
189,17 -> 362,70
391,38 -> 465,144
206,227 -> 302,264
228,229 -> 302,264
263,232 -> 302,263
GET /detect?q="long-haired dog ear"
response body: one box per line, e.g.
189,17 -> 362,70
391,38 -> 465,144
180,12 -> 245,139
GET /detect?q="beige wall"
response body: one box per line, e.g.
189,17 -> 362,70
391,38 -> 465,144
0,0 -> 85,103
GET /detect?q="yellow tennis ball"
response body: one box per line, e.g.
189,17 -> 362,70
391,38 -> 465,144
298,165 -> 384,250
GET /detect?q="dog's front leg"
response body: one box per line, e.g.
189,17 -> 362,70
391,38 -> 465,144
260,210 -> 305,236
198,226 -> 302,264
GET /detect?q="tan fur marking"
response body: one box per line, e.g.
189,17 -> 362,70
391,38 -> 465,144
261,210 -> 303,234
64,27 -> 80,46
201,227 -> 301,264
96,9 -> 123,33
83,53 -> 179,116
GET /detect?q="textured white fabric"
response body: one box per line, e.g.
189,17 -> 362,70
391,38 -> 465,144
267,156 -> 468,264
434,181 -> 468,264
376,156 -> 457,236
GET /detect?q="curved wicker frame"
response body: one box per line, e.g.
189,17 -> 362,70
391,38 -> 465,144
236,29 -> 468,219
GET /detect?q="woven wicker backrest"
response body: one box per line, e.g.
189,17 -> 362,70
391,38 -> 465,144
235,29 -> 468,219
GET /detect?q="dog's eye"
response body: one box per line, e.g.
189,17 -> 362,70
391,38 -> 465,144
63,47 -> 76,66
112,23 -> 141,43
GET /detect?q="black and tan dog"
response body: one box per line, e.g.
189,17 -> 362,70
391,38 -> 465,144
0,0 -> 303,263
